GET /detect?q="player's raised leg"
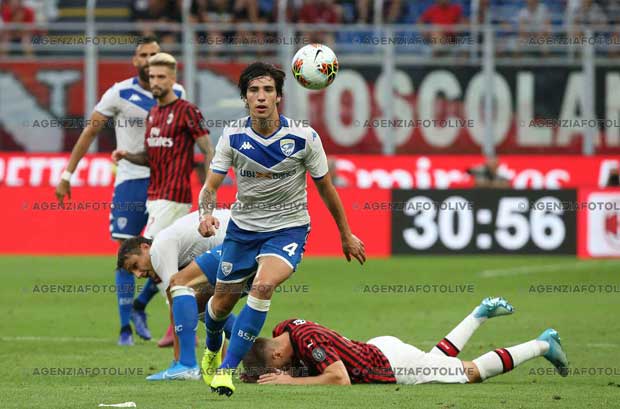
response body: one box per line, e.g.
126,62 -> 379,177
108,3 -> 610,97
201,235 -> 256,388
469,328 -> 569,382
430,297 -> 514,357
211,256 -> 292,395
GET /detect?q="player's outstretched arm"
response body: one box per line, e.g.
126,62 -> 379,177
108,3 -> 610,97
55,111 -> 109,204
197,170 -> 226,237
258,361 -> 351,385
313,175 -> 366,265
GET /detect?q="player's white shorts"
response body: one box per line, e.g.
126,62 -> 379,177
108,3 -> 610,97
144,200 -> 191,239
367,336 -> 469,385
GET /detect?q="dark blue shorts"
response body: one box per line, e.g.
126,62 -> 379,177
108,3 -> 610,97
195,246 -> 221,286
216,220 -> 310,284
195,245 -> 252,295
110,178 -> 149,240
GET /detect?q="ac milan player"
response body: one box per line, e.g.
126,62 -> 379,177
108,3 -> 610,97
113,52 -> 212,235
112,52 -> 213,346
242,297 -> 569,385
56,37 -> 186,347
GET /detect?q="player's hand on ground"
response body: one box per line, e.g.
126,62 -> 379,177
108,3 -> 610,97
110,149 -> 127,164
257,371 -> 295,385
342,233 -> 366,265
55,180 -> 71,204
198,215 -> 220,237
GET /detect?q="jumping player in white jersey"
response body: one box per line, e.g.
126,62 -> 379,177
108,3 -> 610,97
117,209 -> 245,380
55,36 -> 186,346
196,62 -> 366,396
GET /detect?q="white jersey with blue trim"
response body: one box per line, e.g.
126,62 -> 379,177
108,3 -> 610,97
94,77 -> 186,186
210,115 -> 329,232
150,209 -> 230,295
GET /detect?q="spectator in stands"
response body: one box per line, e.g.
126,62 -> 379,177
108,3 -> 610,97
130,0 -> 178,45
355,0 -> 402,24
467,157 -> 511,188
23,0 -> 58,23
418,0 -> 465,55
568,0 -> 607,42
601,0 -> 620,56
517,0 -> 552,56
1,0 -> 35,56
197,0 -> 235,55
232,0 -> 260,51
297,0 -> 342,45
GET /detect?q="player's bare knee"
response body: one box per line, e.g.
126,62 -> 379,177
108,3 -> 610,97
210,292 -> 238,318
463,361 -> 482,383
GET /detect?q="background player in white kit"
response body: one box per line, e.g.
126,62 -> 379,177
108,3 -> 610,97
196,62 -> 366,395
117,209 -> 240,380
55,36 -> 186,346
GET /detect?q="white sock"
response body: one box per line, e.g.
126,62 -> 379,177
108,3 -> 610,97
430,311 -> 486,357
473,340 -> 549,380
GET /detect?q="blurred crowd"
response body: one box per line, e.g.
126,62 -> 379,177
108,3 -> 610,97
2,0 -> 620,56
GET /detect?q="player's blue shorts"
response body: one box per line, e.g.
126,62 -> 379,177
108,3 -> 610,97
195,245 -> 252,295
216,220 -> 310,284
110,178 -> 149,240
195,246 -> 222,286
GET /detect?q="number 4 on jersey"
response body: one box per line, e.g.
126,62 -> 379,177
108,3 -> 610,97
282,242 -> 298,257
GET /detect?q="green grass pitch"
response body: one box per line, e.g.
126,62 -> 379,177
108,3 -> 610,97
1,255 -> 619,408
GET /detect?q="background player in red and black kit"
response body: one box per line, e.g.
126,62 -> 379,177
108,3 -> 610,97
113,52 -> 212,238
112,52 -> 213,344
242,298 -> 569,385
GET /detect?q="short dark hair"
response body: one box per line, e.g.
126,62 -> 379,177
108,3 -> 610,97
116,236 -> 152,270
238,62 -> 285,100
241,337 -> 274,383
136,35 -> 159,48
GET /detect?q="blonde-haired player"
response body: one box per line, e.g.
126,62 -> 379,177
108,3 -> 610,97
113,51 -> 214,348
55,37 -> 187,346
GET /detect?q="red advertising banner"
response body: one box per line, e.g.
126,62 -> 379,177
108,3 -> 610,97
2,153 -> 619,257
2,153 -> 617,189
0,153 -> 390,256
332,155 -> 619,189
2,61 -> 620,154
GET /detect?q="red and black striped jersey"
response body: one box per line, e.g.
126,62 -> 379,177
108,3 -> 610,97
273,319 -> 396,384
144,98 -> 208,203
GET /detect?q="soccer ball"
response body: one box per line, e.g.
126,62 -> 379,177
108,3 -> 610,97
291,44 -> 339,90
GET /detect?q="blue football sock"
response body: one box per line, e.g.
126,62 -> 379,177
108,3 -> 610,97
135,277 -> 158,308
223,313 -> 237,340
220,296 -> 270,370
205,298 -> 228,352
171,286 -> 198,367
115,268 -> 134,328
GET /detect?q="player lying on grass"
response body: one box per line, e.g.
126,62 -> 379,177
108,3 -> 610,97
118,209 -> 245,380
241,297 -> 569,385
